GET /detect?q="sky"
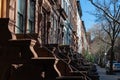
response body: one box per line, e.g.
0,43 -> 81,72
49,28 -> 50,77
80,0 -> 96,31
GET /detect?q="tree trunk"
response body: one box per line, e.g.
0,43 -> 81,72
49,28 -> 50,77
109,40 -> 115,74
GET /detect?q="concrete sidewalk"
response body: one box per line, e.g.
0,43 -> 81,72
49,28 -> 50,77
96,65 -> 120,80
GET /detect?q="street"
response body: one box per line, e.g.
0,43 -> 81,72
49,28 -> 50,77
96,65 -> 120,80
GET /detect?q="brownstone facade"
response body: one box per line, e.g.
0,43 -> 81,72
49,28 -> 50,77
0,0 -> 94,80
0,0 -> 79,51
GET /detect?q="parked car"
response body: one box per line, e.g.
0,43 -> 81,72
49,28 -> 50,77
112,63 -> 120,71
105,61 -> 120,74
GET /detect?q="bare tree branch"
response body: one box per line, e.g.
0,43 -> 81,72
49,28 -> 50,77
115,5 -> 120,19
115,25 -> 120,39
102,23 -> 112,40
104,15 -> 114,30
89,0 -> 120,24
99,37 -> 111,45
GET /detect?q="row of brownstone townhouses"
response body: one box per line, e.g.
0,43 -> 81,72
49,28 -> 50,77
0,0 -> 92,80
0,0 -> 89,54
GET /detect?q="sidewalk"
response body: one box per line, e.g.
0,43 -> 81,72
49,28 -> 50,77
96,65 -> 120,80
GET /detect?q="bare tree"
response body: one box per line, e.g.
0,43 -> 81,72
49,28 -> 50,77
89,24 -> 111,66
89,23 -> 111,45
89,0 -> 120,74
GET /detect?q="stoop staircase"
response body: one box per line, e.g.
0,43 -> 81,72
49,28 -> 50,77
0,18 -> 99,80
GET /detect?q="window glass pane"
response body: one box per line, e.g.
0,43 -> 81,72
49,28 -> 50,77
29,20 -> 34,33
17,12 -> 23,33
16,0 -> 26,33
54,19 -> 57,43
18,0 -> 25,14
41,10 -> 47,44
49,15 -> 54,43
28,0 -> 35,33
29,0 -> 35,20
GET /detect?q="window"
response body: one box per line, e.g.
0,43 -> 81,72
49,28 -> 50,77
63,0 -> 66,10
54,18 -> 58,43
28,0 -> 35,33
28,20 -> 34,33
49,15 -> 54,43
48,13 -> 59,44
41,8 -> 48,44
61,0 -> 64,8
17,12 -> 23,33
16,0 -> 26,33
